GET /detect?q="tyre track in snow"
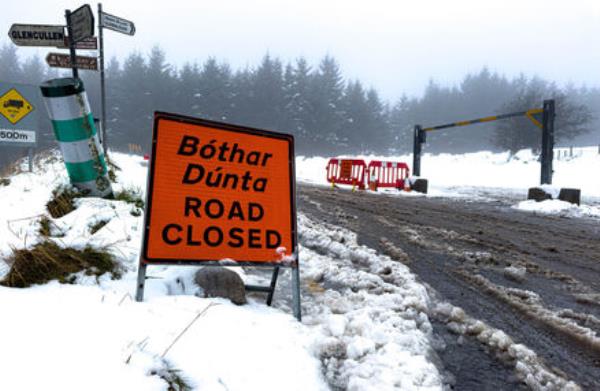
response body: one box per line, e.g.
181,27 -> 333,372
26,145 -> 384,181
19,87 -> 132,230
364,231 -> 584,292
298,184 -> 600,390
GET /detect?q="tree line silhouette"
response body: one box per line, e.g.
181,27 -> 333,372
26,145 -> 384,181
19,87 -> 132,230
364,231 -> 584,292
0,43 -> 597,170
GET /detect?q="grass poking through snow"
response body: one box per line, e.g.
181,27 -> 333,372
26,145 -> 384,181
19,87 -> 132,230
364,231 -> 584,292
89,219 -> 110,235
39,216 -> 52,237
149,359 -> 194,391
46,186 -> 84,218
0,241 -> 122,288
114,189 -> 145,209
113,188 -> 145,217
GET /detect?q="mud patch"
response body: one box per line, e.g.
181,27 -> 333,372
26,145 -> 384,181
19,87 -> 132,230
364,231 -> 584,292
431,296 -> 580,391
457,271 -> 600,354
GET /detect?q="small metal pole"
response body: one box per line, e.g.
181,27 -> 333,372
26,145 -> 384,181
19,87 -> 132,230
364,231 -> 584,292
28,148 -> 33,172
412,125 -> 422,177
98,3 -> 108,155
266,266 -> 280,306
65,10 -> 79,79
291,262 -> 302,321
135,262 -> 147,302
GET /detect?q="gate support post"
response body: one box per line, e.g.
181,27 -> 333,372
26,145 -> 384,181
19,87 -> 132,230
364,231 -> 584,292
541,100 -> 555,185
413,125 -> 423,177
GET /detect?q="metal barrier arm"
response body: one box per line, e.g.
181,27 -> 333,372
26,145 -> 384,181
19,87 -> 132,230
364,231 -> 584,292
421,110 -> 529,132
411,101 -> 554,184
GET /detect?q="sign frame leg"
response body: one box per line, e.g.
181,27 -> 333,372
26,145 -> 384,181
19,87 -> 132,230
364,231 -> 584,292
135,262 -> 147,302
28,147 -> 33,172
292,261 -> 302,321
266,266 -> 280,306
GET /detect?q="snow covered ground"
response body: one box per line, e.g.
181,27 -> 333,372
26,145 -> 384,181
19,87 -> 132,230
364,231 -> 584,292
296,147 -> 600,217
1,147 -> 597,389
0,152 -> 442,390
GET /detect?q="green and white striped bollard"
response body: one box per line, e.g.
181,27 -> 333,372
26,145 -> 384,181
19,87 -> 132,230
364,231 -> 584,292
40,78 -> 112,197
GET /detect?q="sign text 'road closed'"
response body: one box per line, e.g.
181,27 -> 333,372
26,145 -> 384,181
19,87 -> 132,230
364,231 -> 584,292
143,112 -> 296,264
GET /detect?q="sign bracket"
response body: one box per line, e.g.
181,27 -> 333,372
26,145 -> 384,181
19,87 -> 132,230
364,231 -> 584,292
135,261 -> 301,320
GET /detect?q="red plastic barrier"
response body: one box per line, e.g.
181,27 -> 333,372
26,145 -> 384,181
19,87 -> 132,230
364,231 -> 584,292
326,158 -> 367,190
367,161 -> 410,190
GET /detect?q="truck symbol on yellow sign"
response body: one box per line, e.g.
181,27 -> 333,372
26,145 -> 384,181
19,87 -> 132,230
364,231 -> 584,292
0,89 -> 33,124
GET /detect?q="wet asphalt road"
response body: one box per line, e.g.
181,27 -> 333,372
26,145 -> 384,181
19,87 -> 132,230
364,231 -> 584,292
298,184 -> 600,390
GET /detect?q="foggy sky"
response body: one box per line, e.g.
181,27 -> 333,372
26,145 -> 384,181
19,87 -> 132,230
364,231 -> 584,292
2,0 -> 599,101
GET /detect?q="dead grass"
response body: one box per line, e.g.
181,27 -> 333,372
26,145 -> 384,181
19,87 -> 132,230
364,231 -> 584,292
0,178 -> 10,186
0,241 -> 122,288
38,216 -> 65,238
114,189 -> 145,209
89,219 -> 110,235
39,216 -> 52,237
114,188 -> 145,216
46,186 -> 84,218
106,156 -> 121,183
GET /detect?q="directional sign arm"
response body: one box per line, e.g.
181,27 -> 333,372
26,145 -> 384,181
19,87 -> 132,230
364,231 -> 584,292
8,24 -> 65,47
46,52 -> 98,71
100,11 -> 135,35
70,4 -> 95,43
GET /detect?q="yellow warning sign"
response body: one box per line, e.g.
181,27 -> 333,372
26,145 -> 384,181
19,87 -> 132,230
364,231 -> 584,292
0,89 -> 34,125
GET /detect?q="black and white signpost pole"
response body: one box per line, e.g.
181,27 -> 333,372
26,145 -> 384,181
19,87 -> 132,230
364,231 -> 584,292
64,4 -> 95,79
97,5 -> 135,154
98,3 -> 107,153
65,10 -> 79,79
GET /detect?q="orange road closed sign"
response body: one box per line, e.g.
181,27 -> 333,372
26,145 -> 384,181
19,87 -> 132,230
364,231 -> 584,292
143,112 -> 297,264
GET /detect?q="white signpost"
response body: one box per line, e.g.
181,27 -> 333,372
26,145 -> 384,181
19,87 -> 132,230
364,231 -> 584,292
6,4 -> 136,157
8,24 -> 65,47
100,12 -> 135,35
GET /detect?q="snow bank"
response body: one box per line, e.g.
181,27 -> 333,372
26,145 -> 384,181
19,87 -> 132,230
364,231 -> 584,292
298,215 -> 442,390
1,150 -> 447,390
0,282 -> 326,391
513,199 -> 600,218
0,152 -> 327,391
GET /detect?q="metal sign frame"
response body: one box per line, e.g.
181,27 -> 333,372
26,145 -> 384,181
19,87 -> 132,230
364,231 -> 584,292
412,100 -> 555,185
135,112 -> 302,320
